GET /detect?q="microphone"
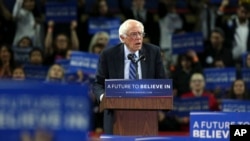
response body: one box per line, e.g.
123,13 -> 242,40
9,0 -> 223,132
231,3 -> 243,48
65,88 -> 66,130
127,54 -> 136,63
136,54 -> 146,63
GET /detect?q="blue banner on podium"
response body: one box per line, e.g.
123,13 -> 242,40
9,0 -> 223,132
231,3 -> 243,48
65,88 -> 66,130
190,112 -> 250,141
172,32 -> 203,54
0,80 -> 90,141
105,79 -> 172,97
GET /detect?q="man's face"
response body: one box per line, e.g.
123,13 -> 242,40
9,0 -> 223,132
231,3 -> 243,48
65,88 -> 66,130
237,6 -> 249,21
121,22 -> 144,53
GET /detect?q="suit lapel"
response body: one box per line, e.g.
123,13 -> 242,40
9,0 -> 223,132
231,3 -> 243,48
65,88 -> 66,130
114,44 -> 124,78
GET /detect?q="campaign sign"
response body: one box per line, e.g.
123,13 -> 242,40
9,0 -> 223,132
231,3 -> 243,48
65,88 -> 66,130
24,65 -> 49,81
105,79 -> 172,97
241,68 -> 250,88
0,80 -> 90,141
221,99 -> 250,112
169,97 -> 209,117
88,17 -> 120,34
190,112 -> 250,141
45,0 -> 77,23
70,51 -> 99,75
172,32 -> 203,54
204,68 -> 236,90
12,46 -> 32,64
100,135 -> 196,141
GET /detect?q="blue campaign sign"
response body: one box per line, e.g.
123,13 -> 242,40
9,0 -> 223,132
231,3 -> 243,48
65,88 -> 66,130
190,112 -> 250,141
88,17 -> 120,34
241,68 -> 250,88
221,99 -> 250,112
204,68 -> 236,90
172,32 -> 203,54
70,51 -> 99,75
24,65 -> 49,81
100,135 -> 196,141
169,97 -> 209,117
105,79 -> 173,97
0,80 -> 90,141
45,0 -> 77,23
12,46 -> 32,64
135,136 -> 195,141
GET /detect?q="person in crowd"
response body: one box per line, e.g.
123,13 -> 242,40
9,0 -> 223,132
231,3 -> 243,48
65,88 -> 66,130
88,31 -> 110,53
178,73 -> 219,131
0,0 -> 16,45
90,43 -> 106,54
119,0 -> 158,45
244,53 -> 250,68
17,36 -> 33,48
91,0 -> 113,18
44,20 -> 79,65
171,50 -> 203,97
158,0 -> 184,52
187,0 -> 229,40
228,79 -> 249,100
29,48 -> 44,66
93,19 -> 166,134
46,64 -> 65,82
12,0 -> 44,48
220,2 -> 250,65
0,44 -> 15,79
200,28 -> 234,68
12,66 -> 26,80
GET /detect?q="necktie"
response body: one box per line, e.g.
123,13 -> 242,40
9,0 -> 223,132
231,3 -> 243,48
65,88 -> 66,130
129,54 -> 137,79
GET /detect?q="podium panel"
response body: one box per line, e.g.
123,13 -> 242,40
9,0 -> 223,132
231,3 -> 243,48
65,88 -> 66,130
114,110 -> 157,136
102,79 -> 173,136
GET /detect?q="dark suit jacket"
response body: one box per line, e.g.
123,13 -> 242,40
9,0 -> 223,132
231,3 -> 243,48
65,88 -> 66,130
92,43 -> 166,134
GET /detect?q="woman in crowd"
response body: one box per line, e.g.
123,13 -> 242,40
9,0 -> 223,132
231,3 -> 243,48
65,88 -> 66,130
46,64 -> 65,82
228,79 -> 249,100
44,20 -> 79,65
12,0 -> 44,47
0,44 -> 15,79
88,31 -> 109,53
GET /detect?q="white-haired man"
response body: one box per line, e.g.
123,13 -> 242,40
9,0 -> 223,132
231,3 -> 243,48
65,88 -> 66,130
93,19 -> 166,134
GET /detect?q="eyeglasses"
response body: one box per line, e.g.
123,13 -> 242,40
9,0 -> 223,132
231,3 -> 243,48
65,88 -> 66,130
126,32 -> 146,39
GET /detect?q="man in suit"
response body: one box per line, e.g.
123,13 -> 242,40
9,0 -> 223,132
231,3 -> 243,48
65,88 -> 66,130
92,19 -> 166,134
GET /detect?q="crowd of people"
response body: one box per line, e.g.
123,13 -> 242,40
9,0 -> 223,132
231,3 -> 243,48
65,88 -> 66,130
1,0 -> 250,134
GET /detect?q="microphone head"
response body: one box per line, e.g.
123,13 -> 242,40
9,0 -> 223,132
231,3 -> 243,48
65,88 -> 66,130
140,55 -> 146,61
127,54 -> 136,63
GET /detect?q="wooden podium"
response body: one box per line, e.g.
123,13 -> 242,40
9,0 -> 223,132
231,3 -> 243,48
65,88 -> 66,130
100,96 -> 173,136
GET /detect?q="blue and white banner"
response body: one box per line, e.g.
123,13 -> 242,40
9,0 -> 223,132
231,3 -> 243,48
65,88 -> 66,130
70,51 -> 99,75
168,97 -> 209,117
105,79 -> 173,97
204,68 -> 236,90
241,68 -> 250,88
190,112 -> 250,141
221,99 -> 250,112
24,65 -> 49,81
100,135 -> 197,141
12,46 -> 32,64
0,80 -> 90,141
88,17 -> 121,46
45,0 -> 77,23
172,32 -> 203,54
